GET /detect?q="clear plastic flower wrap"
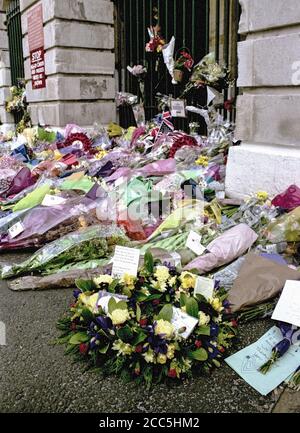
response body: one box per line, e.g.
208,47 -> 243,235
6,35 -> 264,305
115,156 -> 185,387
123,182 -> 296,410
1,224 -> 129,279
264,206 -> 300,243
116,92 -> 138,107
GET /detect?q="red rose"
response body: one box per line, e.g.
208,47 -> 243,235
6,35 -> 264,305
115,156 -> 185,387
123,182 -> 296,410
219,346 -> 225,353
135,345 -> 143,353
195,340 -> 202,348
231,319 -> 238,328
152,299 -> 160,306
139,319 -> 148,327
79,343 -> 88,355
167,369 -> 177,379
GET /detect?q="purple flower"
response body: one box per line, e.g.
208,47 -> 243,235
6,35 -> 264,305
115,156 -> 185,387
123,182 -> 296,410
95,315 -> 113,331
73,289 -> 81,299
210,323 -> 219,337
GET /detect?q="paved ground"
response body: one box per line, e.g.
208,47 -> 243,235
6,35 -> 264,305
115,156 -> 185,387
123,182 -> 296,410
0,252 -> 299,413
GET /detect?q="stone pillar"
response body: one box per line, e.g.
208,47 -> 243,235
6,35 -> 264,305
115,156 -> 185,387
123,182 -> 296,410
225,0 -> 300,198
0,0 -> 14,132
20,0 -> 116,128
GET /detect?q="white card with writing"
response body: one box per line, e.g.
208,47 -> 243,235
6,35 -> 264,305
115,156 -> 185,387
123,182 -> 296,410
111,246 -> 140,278
186,230 -> 206,256
170,99 -> 186,118
42,194 -> 66,207
271,280 -> 300,327
171,307 -> 199,339
194,276 -> 214,300
8,221 -> 25,239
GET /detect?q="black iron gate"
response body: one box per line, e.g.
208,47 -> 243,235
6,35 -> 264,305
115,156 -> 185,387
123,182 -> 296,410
115,0 -> 240,130
6,0 -> 25,124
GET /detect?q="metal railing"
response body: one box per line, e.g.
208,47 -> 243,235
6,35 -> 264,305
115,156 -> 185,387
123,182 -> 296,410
115,0 -> 240,131
6,0 -> 25,124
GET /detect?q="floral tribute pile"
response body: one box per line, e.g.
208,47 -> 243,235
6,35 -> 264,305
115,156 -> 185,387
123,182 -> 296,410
57,253 -> 237,388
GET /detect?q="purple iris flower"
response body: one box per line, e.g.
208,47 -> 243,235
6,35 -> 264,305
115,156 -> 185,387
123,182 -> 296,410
222,299 -> 230,309
214,280 -> 220,290
278,322 -> 297,340
73,289 -> 81,299
210,323 -> 219,337
95,315 -> 113,331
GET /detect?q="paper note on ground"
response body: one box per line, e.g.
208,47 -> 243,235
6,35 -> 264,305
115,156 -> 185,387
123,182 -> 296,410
111,246 -> 140,278
225,326 -> 300,395
271,280 -> 300,327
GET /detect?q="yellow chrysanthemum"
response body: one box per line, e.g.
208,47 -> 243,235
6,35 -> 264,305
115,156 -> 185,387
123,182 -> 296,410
180,271 -> 197,290
109,308 -> 130,326
154,266 -> 170,282
157,354 -> 167,364
94,275 -> 114,286
195,155 -> 209,167
210,297 -> 224,313
256,191 -> 268,202
155,320 -> 174,340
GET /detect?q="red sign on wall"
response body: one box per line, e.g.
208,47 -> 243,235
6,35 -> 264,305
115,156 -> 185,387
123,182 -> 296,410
27,4 -> 46,89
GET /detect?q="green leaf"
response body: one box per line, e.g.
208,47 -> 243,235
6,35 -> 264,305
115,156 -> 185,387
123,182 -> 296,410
136,304 -> 141,322
132,332 -> 147,346
98,343 -> 110,354
144,250 -> 154,273
37,127 -> 56,143
157,304 -> 173,322
185,297 -> 199,318
197,325 -> 211,336
108,297 -> 118,314
81,308 -> 94,322
116,325 -> 133,342
75,279 -> 96,292
187,348 -> 208,361
114,300 -> 128,311
69,332 -> 89,345
108,279 -> 119,293
180,293 -> 188,307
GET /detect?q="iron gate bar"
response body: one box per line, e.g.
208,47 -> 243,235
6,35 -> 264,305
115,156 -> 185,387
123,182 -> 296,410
215,0 -> 220,62
6,0 -> 25,125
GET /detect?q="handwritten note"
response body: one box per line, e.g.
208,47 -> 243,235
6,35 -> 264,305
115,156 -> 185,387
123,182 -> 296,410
271,280 -> 300,327
225,326 -> 300,395
194,276 -> 214,300
111,246 -> 140,278
171,307 -> 199,339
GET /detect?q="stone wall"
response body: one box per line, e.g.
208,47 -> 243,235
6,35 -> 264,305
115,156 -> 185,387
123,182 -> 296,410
20,0 -> 116,128
0,0 -> 14,131
226,0 -> 300,198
